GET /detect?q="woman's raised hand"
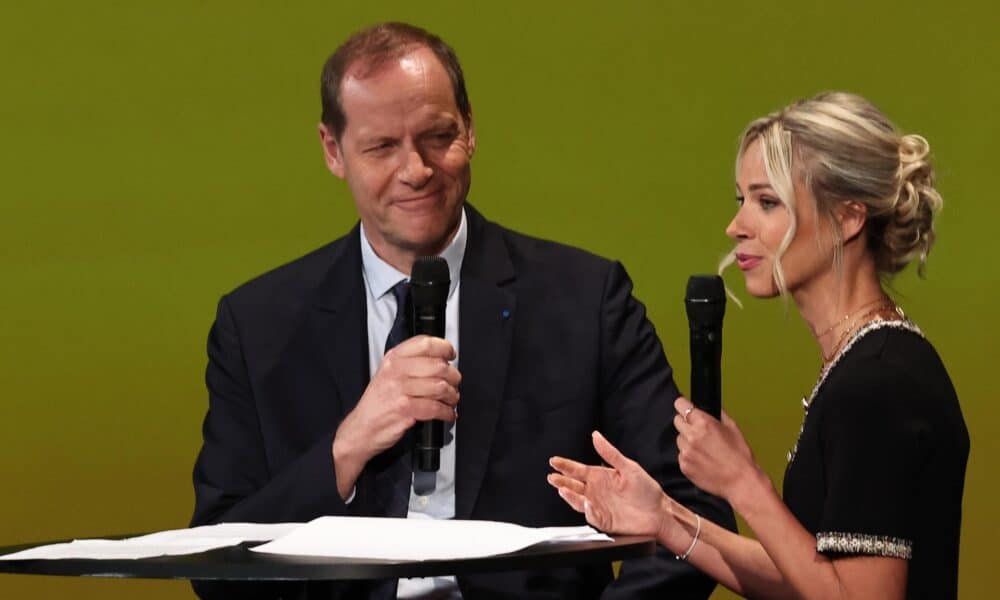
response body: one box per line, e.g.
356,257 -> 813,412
548,431 -> 671,539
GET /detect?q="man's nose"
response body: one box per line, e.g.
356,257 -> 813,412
398,149 -> 433,188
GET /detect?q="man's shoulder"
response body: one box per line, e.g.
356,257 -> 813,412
486,218 -> 617,281
224,229 -> 357,306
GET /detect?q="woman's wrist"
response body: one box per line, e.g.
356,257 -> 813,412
674,513 -> 702,560
727,463 -> 773,517
657,496 -> 698,555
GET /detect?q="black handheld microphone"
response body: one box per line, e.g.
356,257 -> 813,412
410,256 -> 450,472
685,275 -> 726,419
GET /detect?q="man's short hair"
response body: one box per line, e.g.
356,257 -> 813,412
320,22 -> 472,140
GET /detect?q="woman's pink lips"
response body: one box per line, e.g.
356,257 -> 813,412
735,254 -> 762,270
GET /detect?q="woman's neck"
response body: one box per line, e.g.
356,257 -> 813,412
792,257 -> 889,362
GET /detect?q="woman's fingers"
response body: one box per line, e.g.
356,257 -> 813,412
591,431 -> 630,470
547,472 -> 586,496
555,484 -> 587,514
549,456 -> 589,479
674,396 -> 708,433
562,490 -> 608,532
673,414 -> 687,434
673,396 -> 695,417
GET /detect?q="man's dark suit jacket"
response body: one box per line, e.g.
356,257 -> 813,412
191,205 -> 734,599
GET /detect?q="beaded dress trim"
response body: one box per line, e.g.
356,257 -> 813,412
817,531 -> 913,559
786,318 -> 924,464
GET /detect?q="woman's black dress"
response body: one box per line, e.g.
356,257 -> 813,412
783,320 -> 969,599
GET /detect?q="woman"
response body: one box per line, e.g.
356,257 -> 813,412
548,92 -> 969,600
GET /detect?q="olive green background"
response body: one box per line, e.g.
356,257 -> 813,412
1,1 -> 996,598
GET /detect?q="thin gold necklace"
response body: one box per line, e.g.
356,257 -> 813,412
821,302 -> 899,364
814,297 -> 887,340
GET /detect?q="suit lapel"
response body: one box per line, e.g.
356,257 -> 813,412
456,207 -> 516,519
311,225 -> 369,422
310,226 -> 413,518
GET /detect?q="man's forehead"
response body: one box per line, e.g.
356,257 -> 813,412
342,45 -> 443,88
339,80 -> 457,118
340,53 -> 458,122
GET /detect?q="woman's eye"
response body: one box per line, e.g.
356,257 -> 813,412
760,197 -> 781,211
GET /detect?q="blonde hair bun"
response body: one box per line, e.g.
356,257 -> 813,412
887,133 -> 943,275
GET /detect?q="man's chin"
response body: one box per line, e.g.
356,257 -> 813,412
396,215 -> 462,254
393,232 -> 453,258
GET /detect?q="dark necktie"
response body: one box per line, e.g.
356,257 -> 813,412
384,280 -> 411,355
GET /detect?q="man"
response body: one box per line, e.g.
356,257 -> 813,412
191,22 -> 733,599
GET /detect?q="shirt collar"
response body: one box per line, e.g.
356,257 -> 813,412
359,207 -> 467,300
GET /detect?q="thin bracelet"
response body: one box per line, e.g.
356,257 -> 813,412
675,514 -> 702,561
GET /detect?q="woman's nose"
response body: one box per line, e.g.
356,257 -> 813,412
726,212 -> 748,240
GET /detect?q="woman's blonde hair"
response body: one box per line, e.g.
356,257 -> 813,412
721,92 -> 943,297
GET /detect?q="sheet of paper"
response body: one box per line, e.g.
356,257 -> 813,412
0,538 -> 245,560
251,516 -> 613,561
126,522 -> 302,543
0,522 -> 303,561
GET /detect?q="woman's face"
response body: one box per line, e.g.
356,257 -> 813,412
727,139 -> 837,299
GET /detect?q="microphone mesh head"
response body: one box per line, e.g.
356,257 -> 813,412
685,274 -> 726,326
411,256 -> 450,305
411,256 -> 449,285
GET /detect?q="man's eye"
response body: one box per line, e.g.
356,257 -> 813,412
365,142 -> 393,153
426,131 -> 455,146
735,195 -> 745,207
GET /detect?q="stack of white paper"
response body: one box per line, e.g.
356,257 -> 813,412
0,518 -> 611,562
251,516 -> 612,561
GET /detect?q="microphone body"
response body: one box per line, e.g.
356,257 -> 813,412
685,275 -> 726,419
409,257 -> 450,472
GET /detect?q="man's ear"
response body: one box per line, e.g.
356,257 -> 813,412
466,116 -> 476,158
318,122 -> 346,179
838,200 -> 867,242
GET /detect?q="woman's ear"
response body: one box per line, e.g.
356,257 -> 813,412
837,200 -> 868,242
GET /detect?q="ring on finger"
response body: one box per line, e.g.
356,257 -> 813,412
682,407 -> 694,423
